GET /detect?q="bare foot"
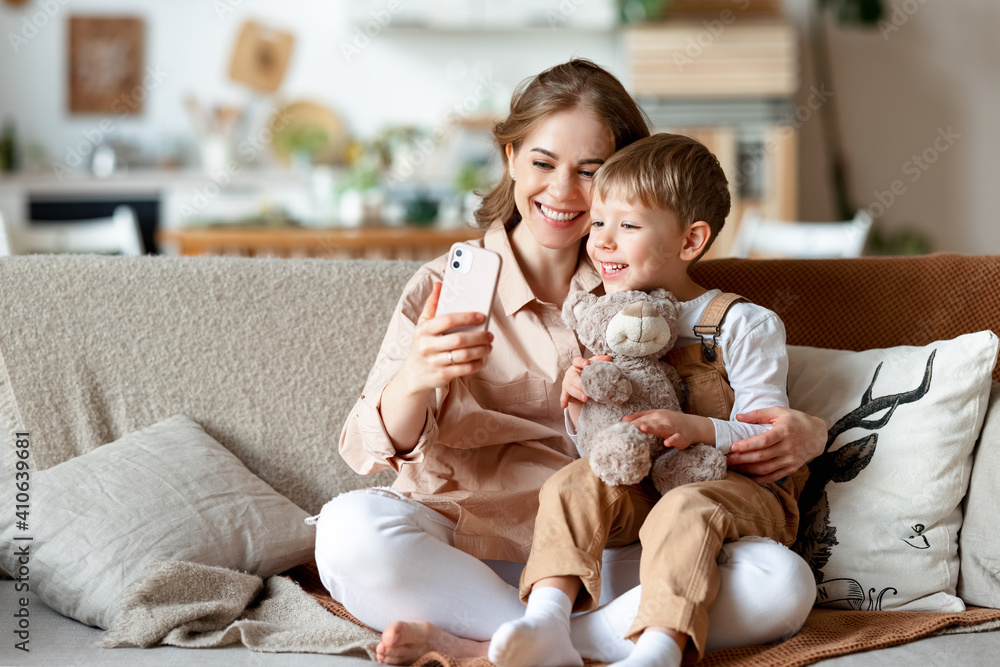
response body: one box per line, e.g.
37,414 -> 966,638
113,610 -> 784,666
376,620 -> 489,665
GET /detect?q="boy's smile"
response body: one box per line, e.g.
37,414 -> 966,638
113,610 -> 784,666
599,261 -> 629,277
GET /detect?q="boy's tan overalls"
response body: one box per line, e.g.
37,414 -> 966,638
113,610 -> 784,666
519,293 -> 809,659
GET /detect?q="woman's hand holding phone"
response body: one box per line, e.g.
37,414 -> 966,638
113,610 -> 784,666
397,242 -> 501,392
382,243 -> 500,452
397,282 -> 495,395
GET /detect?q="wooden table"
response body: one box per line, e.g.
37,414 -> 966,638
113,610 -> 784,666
157,225 -> 481,260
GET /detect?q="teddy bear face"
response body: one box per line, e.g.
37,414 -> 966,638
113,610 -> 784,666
563,289 -> 681,359
606,301 -> 673,357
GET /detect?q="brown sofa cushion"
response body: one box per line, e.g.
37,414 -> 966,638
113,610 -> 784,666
692,254 -> 1000,381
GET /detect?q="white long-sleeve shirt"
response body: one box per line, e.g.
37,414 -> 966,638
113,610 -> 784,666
676,289 -> 789,454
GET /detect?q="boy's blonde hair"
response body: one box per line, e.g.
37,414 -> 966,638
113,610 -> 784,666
594,133 -> 731,257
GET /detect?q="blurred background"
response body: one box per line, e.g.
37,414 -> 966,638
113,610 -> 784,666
0,0 -> 995,259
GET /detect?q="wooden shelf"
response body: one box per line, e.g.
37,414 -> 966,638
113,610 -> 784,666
626,18 -> 797,98
158,225 -> 481,260
628,13 -> 801,248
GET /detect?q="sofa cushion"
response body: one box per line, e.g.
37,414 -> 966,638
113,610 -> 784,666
786,331 -> 998,612
0,414 -> 314,630
958,381 -> 1000,607
0,256 -> 420,514
691,254 -> 1000,383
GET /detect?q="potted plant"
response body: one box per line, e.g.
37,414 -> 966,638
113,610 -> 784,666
274,124 -> 330,171
336,140 -> 383,227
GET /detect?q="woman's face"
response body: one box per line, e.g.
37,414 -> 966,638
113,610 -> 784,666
505,107 -> 615,251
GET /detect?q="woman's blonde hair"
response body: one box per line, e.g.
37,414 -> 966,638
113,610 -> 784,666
593,133 -> 731,257
474,59 -> 650,230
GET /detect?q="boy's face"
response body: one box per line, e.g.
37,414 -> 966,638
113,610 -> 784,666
587,193 -> 690,293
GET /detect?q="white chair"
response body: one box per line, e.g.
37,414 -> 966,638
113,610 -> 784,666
0,206 -> 144,256
0,212 -> 9,256
730,209 -> 873,259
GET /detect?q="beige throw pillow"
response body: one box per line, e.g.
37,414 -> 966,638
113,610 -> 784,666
0,415 -> 315,629
787,331 -> 998,612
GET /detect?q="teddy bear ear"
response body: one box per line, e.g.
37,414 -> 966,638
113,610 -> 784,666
562,291 -> 598,328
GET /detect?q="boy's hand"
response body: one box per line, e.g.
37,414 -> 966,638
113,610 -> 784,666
623,410 -> 714,450
731,407 -> 827,484
560,355 -> 613,409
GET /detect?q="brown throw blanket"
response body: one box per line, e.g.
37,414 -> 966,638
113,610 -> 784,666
106,560 -> 1000,666
376,609 -> 1000,667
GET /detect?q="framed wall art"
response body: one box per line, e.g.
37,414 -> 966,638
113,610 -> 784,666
228,20 -> 295,94
68,16 -> 145,114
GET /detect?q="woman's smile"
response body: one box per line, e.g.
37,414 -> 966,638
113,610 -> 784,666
536,202 -> 585,228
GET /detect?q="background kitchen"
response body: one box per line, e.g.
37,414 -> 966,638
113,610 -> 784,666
0,0 -> 996,258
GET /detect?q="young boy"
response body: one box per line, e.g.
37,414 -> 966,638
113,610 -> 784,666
488,133 -> 807,667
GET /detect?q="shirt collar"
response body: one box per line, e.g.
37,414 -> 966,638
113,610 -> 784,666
484,226 -> 602,316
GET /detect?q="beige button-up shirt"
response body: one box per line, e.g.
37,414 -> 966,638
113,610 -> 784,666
340,225 -> 601,562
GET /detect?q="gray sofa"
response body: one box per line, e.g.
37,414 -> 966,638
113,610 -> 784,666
1,253 -> 999,666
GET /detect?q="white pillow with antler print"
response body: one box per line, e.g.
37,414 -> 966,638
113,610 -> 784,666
786,331 -> 998,612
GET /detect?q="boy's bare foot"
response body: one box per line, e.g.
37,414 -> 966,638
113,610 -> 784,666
375,621 -> 488,665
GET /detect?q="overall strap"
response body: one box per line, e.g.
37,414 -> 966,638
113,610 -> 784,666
693,292 -> 748,362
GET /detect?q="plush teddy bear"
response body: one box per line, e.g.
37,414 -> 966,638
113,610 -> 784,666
562,289 -> 728,495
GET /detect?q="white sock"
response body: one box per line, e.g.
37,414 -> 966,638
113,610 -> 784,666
608,630 -> 683,667
570,585 -> 640,662
489,587 -> 583,667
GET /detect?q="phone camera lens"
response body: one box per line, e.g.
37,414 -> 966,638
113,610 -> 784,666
453,261 -> 460,269
455,249 -> 463,257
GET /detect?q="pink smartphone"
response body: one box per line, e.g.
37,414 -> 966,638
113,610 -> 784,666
437,242 -> 502,334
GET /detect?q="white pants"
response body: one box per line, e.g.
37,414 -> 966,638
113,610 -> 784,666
312,488 -> 815,660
